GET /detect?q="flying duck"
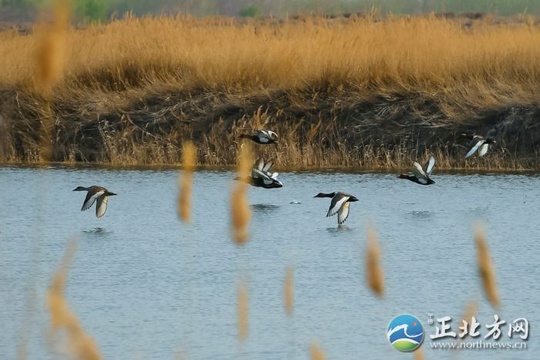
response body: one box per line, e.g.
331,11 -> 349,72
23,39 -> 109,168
235,158 -> 283,189
239,129 -> 279,144
73,185 -> 117,218
314,192 -> 359,225
398,155 -> 436,185
462,130 -> 496,158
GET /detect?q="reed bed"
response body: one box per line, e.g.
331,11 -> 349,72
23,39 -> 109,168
1,14 -> 540,167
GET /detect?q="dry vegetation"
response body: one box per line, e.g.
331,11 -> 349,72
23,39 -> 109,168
1,13 -> 540,169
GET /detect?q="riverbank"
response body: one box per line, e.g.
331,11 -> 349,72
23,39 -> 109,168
1,14 -> 539,170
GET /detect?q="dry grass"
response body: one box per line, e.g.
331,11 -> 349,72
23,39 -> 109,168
230,143 -> 252,245
1,15 -> 540,167
365,226 -> 385,297
177,141 -> 197,223
47,240 -> 102,360
474,224 -> 500,307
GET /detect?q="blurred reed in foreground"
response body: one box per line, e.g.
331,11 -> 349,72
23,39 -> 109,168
366,226 -> 385,297
230,144 -> 252,244
284,266 -> 294,316
47,240 -> 102,360
237,281 -> 249,342
474,224 -> 500,307
178,141 -> 197,223
310,341 -> 326,360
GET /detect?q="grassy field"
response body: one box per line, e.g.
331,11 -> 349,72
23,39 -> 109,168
0,12 -> 540,169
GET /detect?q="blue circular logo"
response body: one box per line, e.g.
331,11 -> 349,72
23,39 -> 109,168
387,314 -> 425,352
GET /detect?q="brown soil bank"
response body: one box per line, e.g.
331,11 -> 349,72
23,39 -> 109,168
0,14 -> 540,170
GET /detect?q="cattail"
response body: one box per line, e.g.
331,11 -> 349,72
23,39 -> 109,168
284,266 -> 294,316
413,348 -> 425,360
230,144 -> 252,244
461,300 -> 478,326
309,341 -> 326,360
366,226 -> 385,297
178,141 -> 197,223
237,281 -> 249,342
47,240 -> 102,360
474,224 -> 500,307
35,0 -> 70,94
34,0 -> 70,161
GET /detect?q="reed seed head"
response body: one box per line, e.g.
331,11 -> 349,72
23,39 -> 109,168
34,0 -> 71,95
231,143 -> 252,244
284,266 -> 294,316
47,240 -> 102,360
474,224 -> 500,307
237,281 -> 249,342
178,141 -> 197,223
309,341 -> 326,360
366,226 -> 385,297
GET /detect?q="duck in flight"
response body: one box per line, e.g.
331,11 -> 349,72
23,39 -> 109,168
314,192 -> 359,225
398,155 -> 436,185
235,158 -> 283,189
239,129 -> 279,144
73,185 -> 117,218
462,130 -> 496,158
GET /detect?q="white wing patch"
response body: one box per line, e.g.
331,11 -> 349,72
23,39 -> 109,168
96,195 -> 109,218
337,202 -> 351,224
465,139 -> 485,158
425,156 -> 435,175
327,195 -> 349,217
478,143 -> 489,157
81,190 -> 104,211
412,162 -> 426,179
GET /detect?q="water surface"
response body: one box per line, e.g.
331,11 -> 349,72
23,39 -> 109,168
0,166 -> 538,359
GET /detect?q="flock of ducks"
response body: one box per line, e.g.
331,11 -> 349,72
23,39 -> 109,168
74,128 -> 497,225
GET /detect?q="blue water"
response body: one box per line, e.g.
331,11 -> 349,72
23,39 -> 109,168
0,166 -> 538,359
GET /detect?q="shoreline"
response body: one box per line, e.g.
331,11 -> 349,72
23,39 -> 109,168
1,15 -> 540,169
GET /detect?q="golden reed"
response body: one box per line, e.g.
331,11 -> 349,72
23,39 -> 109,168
34,0 -> 70,162
309,341 -> 326,360
366,226 -> 385,297
47,240 -> 102,360
230,144 -> 252,244
237,281 -> 249,341
474,224 -> 500,307
284,266 -> 294,316
178,141 -> 197,223
413,348 -> 425,360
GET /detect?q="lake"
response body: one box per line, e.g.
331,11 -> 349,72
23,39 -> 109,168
0,165 -> 538,359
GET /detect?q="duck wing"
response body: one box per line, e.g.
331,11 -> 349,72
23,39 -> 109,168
95,195 -> 109,218
337,202 -> 351,224
465,138 -> 486,158
262,160 -> 273,173
478,143 -> 490,157
81,189 -> 104,211
252,168 -> 273,183
412,162 -> 427,179
326,193 -> 350,217
423,156 -> 436,176
256,130 -> 271,143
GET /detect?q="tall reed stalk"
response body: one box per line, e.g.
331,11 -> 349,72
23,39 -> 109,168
47,240 -> 102,360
